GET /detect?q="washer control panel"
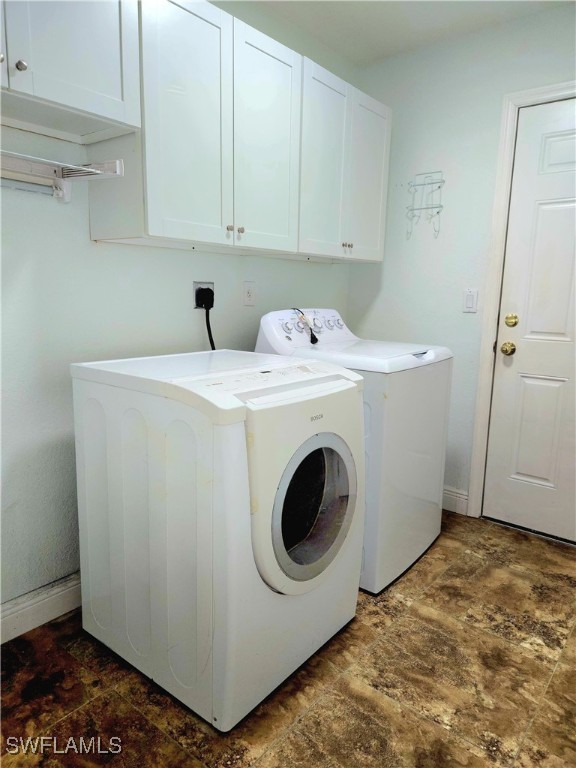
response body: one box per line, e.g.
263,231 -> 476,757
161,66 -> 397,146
256,308 -> 358,354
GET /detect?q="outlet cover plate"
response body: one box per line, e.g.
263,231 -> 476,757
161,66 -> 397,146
243,281 -> 255,306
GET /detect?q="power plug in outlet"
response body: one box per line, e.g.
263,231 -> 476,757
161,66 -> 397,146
194,281 -> 214,308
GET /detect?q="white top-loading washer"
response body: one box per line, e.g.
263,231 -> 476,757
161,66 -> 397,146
71,350 -> 365,730
256,310 -> 453,593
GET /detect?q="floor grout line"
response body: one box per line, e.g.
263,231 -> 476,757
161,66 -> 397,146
348,579 -> 566,766
33,687 -> 110,737
310,662 -> 511,767
509,624 -> 576,765
249,609 -> 405,767
251,659 -> 364,768
113,685 -> 211,768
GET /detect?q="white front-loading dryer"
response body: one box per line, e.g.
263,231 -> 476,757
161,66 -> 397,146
256,309 -> 453,594
71,350 -> 365,731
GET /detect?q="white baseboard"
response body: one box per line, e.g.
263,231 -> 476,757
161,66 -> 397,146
443,486 -> 471,517
1,572 -> 81,644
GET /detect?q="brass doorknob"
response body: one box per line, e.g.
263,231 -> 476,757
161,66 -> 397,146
501,341 -> 516,356
504,313 -> 519,327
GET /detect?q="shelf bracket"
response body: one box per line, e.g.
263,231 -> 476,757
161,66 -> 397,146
0,151 -> 124,203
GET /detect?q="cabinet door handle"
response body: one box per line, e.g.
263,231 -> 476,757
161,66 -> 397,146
15,59 -> 28,71
342,242 -> 347,248
237,226 -> 245,234
0,53 -> 5,64
226,225 -> 234,232
349,243 -> 354,249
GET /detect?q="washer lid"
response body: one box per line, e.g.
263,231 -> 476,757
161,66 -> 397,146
291,340 -> 453,373
71,350 -> 362,424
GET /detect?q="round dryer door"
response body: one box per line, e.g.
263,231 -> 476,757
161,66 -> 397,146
270,432 -> 357,588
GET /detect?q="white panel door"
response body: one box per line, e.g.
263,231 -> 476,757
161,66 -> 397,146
233,20 -> 301,252
299,59 -> 350,258
3,1 -> 140,125
142,1 -> 234,244
484,98 -> 576,541
343,90 -> 391,262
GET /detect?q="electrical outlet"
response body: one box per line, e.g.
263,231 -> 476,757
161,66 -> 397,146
243,281 -> 255,307
194,281 -> 214,308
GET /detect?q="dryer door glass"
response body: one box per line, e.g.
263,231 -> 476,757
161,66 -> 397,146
272,433 -> 357,582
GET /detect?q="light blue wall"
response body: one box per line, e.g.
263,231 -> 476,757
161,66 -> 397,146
348,4 -> 576,496
1,126 -> 350,604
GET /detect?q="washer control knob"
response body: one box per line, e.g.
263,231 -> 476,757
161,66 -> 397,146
335,318 -> 344,328
325,319 -> 334,330
281,321 -> 293,333
312,318 -> 322,330
295,321 -> 306,332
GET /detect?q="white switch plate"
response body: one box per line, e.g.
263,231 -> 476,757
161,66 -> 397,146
463,289 -> 478,313
243,281 -> 255,306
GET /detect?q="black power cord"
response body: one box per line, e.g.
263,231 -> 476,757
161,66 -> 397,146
196,287 -> 216,350
292,307 -> 318,344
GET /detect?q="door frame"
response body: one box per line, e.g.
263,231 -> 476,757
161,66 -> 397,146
467,80 -> 576,519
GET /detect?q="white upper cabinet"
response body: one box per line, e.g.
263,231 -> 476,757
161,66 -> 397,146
299,59 -> 350,258
2,0 -> 140,140
141,3 -> 301,252
343,91 -> 391,262
299,58 -> 390,261
233,21 -> 301,252
142,1 -> 233,244
88,2 -> 387,261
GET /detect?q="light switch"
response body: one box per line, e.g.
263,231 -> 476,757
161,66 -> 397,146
463,289 -> 478,313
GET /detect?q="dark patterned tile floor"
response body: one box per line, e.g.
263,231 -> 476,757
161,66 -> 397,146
2,512 -> 575,767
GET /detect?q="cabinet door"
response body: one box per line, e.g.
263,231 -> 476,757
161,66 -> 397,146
142,1 -> 234,244
299,59 -> 350,258
343,90 -> 391,262
233,20 -> 301,252
0,2 -> 7,89
3,1 -> 140,126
